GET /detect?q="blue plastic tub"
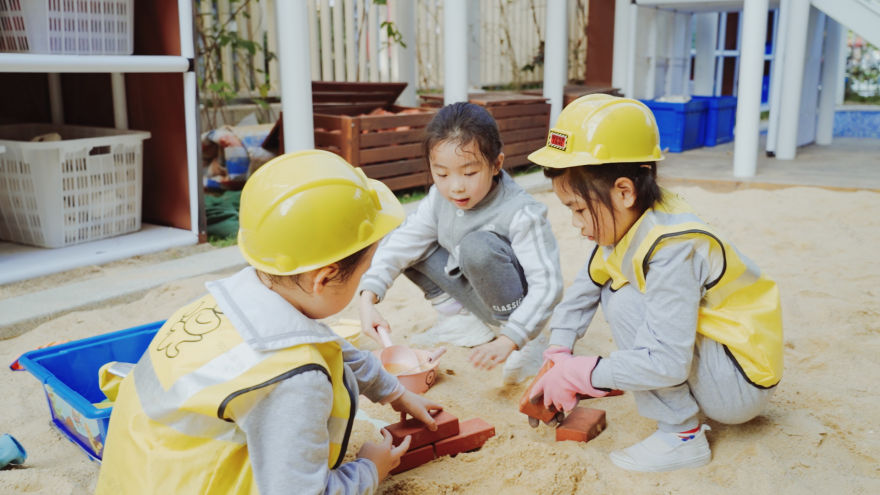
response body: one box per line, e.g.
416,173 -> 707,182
640,99 -> 708,153
692,96 -> 737,147
18,321 -> 164,462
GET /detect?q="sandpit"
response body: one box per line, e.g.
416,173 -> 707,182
1,185 -> 879,494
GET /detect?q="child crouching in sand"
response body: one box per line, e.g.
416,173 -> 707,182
528,95 -> 783,472
96,151 -> 443,494
359,102 -> 563,385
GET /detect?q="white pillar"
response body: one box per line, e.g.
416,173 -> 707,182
692,13 -> 718,96
276,0 -> 315,151
767,0 -> 790,155
612,0 -> 631,90
47,73 -> 64,124
733,0 -> 770,178
111,73 -> 128,130
835,26 -> 847,105
443,0 -> 468,105
816,18 -> 842,145
776,0 -> 812,160
396,0 -> 417,106
544,0 -> 569,125
467,0 -> 481,89
624,4 -> 638,98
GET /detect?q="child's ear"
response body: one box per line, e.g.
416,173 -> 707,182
614,177 -> 637,209
494,153 -> 505,175
311,265 -> 340,294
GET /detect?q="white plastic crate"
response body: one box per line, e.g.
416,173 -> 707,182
0,124 -> 150,248
0,0 -> 134,54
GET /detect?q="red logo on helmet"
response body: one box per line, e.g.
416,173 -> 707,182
548,131 -> 568,151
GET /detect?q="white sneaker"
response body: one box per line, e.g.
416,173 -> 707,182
501,336 -> 548,385
411,311 -> 495,348
609,425 -> 712,472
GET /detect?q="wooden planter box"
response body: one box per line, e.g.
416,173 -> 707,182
419,92 -> 550,170
312,82 -> 435,191
522,85 -> 621,108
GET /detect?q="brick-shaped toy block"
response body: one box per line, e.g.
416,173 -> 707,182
556,407 -> 606,443
385,411 -> 460,450
389,444 -> 435,475
434,418 -> 496,457
519,361 -> 558,422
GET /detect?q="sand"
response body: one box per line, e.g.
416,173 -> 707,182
2,185 -> 879,494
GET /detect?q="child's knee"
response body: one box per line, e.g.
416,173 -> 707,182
458,231 -> 510,270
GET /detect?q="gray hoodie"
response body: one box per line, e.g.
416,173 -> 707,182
205,267 -> 404,495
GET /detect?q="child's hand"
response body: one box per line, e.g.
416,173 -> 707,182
357,429 -> 410,481
390,390 -> 444,431
467,336 -> 517,370
359,291 -> 390,345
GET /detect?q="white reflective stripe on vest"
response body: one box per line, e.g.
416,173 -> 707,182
133,340 -> 278,443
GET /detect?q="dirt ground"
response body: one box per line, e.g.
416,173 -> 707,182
1,185 -> 879,494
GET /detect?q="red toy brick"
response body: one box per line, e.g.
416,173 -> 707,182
556,407 -> 606,443
434,418 -> 496,457
389,444 -> 435,475
519,361 -> 558,422
385,411 -> 460,450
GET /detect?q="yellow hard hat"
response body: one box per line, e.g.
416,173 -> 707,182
528,94 -> 665,168
238,150 -> 405,276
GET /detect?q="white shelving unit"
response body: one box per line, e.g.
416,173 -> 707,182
0,0 -> 203,286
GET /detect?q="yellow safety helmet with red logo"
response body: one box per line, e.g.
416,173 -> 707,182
528,94 -> 665,168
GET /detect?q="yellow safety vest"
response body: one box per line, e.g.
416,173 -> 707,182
95,295 -> 356,495
588,189 -> 783,388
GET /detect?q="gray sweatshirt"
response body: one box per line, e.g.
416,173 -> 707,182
205,267 -> 405,495
548,238 -> 720,390
360,171 -> 563,348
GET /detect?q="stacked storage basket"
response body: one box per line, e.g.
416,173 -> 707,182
0,124 -> 150,248
640,99 -> 709,153
691,96 -> 737,147
0,0 -> 134,54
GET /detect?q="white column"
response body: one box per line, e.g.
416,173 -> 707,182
443,0 -> 468,105
733,0 -> 770,178
111,73 -> 128,130
543,0 -> 569,124
692,13 -> 718,96
467,0 -> 481,89
276,0 -> 315,151
682,14 -> 694,95
835,25 -> 847,105
816,17 -> 842,145
47,73 -> 64,124
767,0 -> 790,155
776,0 -> 812,160
625,4 -> 638,98
396,0 -> 417,106
612,0 -> 631,90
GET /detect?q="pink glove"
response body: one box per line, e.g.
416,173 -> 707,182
529,353 -> 608,413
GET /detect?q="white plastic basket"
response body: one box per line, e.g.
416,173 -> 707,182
0,124 -> 150,248
0,0 -> 134,54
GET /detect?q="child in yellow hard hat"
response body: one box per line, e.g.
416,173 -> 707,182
358,102 -> 564,385
527,95 -> 783,472
96,150 -> 443,494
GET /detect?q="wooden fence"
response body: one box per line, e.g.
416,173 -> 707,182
197,0 -> 588,97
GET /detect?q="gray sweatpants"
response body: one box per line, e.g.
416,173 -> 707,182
404,231 -> 527,327
601,282 -> 776,432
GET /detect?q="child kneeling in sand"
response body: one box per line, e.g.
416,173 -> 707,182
96,151 -> 443,494
358,102 -> 563,385
527,95 -> 783,472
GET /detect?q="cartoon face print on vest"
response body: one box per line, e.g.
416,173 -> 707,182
156,301 -> 225,358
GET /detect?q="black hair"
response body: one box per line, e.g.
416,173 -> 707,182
543,163 -> 662,241
422,102 -> 503,172
259,243 -> 375,292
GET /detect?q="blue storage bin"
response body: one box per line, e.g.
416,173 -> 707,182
640,99 -> 708,153
18,322 -> 164,462
692,96 -> 737,147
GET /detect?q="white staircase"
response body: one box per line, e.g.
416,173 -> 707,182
812,0 -> 880,47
